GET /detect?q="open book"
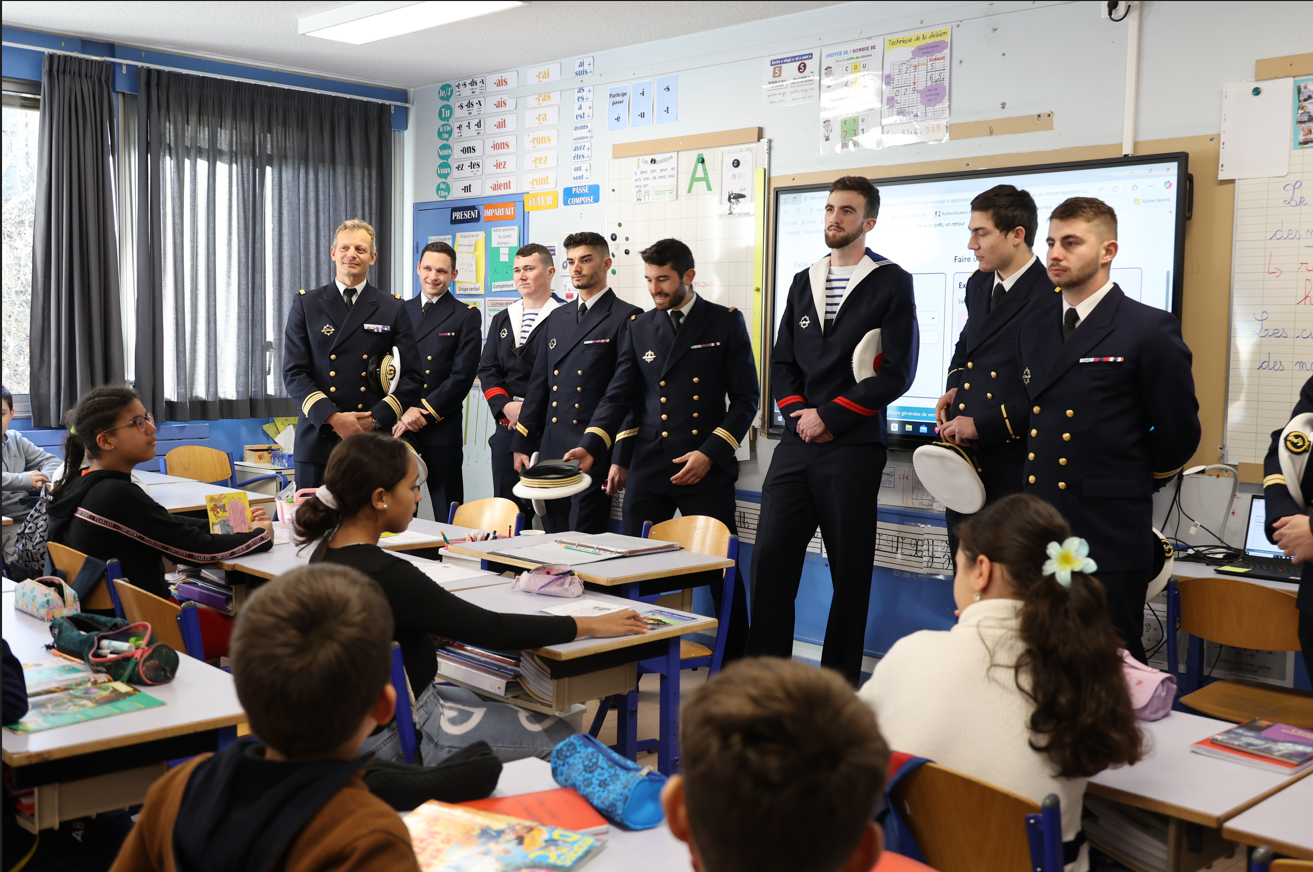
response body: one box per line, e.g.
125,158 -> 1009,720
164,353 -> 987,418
551,533 -> 681,558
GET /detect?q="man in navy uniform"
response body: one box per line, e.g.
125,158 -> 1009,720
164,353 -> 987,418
392,241 -> 481,510
937,185 -> 1059,552
1018,197 -> 1199,662
746,176 -> 920,685
283,219 -> 422,490
478,243 -> 564,513
512,232 -> 640,533
1262,376 -> 1313,679
565,237 -> 759,660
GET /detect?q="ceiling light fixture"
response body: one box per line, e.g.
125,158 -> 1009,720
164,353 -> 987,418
299,1 -> 523,45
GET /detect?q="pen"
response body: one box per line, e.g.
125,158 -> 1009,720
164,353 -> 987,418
440,531 -> 451,547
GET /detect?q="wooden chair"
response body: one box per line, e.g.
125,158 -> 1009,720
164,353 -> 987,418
391,643 -> 418,764
46,542 -> 122,615
447,498 -> 524,538
890,762 -> 1064,872
111,578 -> 206,659
163,445 -> 287,491
1167,577 -> 1313,729
1251,847 -> 1313,871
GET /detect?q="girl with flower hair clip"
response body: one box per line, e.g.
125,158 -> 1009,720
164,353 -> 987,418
859,493 -> 1143,872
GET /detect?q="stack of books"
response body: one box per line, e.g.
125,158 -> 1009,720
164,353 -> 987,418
1190,718 -> 1313,774
435,643 -> 526,699
517,653 -> 555,706
167,566 -> 233,610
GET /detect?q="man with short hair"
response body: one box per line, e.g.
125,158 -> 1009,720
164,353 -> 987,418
282,220 -> 422,490
936,185 -> 1058,552
512,232 -> 640,533
393,241 -> 481,510
662,657 -> 888,872
566,238 -> 758,660
747,176 -> 920,686
1019,197 -> 1199,662
478,243 -> 564,512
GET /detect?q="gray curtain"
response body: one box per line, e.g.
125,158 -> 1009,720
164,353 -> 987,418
28,55 -> 124,427
134,68 -> 393,421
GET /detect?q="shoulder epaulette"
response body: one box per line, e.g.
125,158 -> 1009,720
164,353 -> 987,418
1054,287 -> 1062,293
972,270 -> 979,276
298,289 -> 306,295
395,293 -> 403,299
630,314 -> 637,320
468,303 -> 478,309
728,306 -> 737,313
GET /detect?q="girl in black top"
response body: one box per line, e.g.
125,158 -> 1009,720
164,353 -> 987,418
296,432 -> 645,763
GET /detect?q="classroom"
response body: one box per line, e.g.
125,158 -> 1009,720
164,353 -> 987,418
2,2 -> 1311,871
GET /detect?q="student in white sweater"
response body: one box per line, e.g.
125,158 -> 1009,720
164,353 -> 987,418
859,493 -> 1143,872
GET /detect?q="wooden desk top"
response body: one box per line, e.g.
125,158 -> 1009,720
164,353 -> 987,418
1173,562 -> 1300,595
445,535 -> 734,587
1,594 -> 246,767
1221,770 -> 1313,859
1086,711 -> 1309,827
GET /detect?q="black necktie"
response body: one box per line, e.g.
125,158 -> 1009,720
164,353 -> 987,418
422,299 -> 434,317
344,286 -> 357,309
990,282 -> 1005,312
577,301 -> 586,323
671,310 -> 684,334
1063,307 -> 1080,342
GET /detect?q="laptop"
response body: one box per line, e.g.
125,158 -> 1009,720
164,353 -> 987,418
1214,496 -> 1302,582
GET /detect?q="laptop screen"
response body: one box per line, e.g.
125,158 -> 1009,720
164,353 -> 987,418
1244,496 -> 1289,561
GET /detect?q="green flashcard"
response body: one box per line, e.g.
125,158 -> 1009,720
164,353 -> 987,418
489,246 -> 519,287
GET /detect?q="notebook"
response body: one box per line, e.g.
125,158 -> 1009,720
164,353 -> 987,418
460,787 -> 608,835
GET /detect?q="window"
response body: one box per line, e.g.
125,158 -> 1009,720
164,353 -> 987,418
2,83 -> 40,399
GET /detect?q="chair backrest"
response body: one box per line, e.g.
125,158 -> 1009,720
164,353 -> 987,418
390,643 -> 418,764
890,762 -> 1043,872
46,542 -> 118,612
111,578 -> 205,658
1176,576 -> 1303,651
165,445 -> 232,485
450,498 -> 523,537
647,515 -> 731,558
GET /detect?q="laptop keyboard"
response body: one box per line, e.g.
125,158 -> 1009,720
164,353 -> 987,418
1235,555 -> 1300,576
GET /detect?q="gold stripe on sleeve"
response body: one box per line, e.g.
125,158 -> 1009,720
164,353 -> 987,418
713,428 -> 740,450
421,399 -> 442,422
302,391 -> 328,416
584,427 -> 612,449
1152,466 -> 1183,480
616,428 -> 639,440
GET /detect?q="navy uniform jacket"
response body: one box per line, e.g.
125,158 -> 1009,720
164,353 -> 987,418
773,250 -> 919,444
283,281 -> 423,464
580,298 -> 759,496
1263,375 -> 1313,611
512,289 -> 639,467
946,259 -> 1059,472
1018,285 -> 1199,573
404,291 -> 481,448
477,296 -> 564,423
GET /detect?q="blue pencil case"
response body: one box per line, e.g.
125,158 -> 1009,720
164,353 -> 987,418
550,733 -> 666,830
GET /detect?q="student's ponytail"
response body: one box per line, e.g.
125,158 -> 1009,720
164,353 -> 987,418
956,494 -> 1144,779
294,432 -> 414,560
53,386 -> 141,498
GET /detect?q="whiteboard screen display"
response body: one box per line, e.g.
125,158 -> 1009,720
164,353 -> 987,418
768,154 -> 1189,442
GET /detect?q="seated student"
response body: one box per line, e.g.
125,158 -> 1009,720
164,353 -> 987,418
859,493 -> 1143,872
46,386 -> 272,601
110,564 -> 420,872
663,657 -> 888,872
3,385 -> 63,569
295,431 -> 648,764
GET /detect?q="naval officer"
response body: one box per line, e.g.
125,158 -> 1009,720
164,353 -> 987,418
937,185 -> 1059,552
1018,197 -> 1199,663
512,231 -> 640,533
478,243 -> 564,513
282,219 -> 422,490
565,237 -> 758,660
393,241 -> 481,510
746,176 -> 920,685
1262,376 -> 1313,679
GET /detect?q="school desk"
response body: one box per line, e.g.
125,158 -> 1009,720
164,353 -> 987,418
2,516 -> 12,526
1086,710 -> 1311,871
1,591 -> 246,831
146,479 -> 277,515
1221,770 -> 1313,860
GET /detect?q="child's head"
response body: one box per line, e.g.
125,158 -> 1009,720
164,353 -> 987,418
954,493 -> 1143,777
52,386 -> 151,496
2,385 -> 13,423
664,658 -> 888,872
230,564 -> 396,759
294,432 -> 421,549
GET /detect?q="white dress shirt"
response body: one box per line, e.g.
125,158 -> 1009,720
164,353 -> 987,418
995,254 -> 1038,294
334,278 -> 365,305
1061,279 -> 1114,326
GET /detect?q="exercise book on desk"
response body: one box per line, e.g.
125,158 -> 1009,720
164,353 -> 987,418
6,676 -> 164,734
460,788 -> 608,835
1192,719 -> 1313,774
404,799 -> 605,871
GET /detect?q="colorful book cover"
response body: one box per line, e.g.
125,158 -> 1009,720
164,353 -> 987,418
1210,719 -> 1313,764
404,799 -> 604,871
6,681 -> 165,734
206,492 -> 252,534
20,658 -> 113,696
460,788 -> 609,836
640,608 -> 695,629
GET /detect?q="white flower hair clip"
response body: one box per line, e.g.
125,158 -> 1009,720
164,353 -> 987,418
1042,537 -> 1097,588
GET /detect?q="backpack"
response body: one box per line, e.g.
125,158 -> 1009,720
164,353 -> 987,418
11,486 -> 52,580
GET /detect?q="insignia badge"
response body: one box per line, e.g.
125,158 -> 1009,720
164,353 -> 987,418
549,338 -> 557,349
642,350 -> 656,363
1022,367 -> 1031,385
1286,431 -> 1310,454
500,328 -> 508,339
321,324 -> 335,336
800,315 -> 811,329
1162,539 -> 1175,559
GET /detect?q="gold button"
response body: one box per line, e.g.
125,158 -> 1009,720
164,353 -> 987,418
1059,458 -> 1068,465
693,395 -> 699,401
692,429 -> 698,435
1028,452 -> 1035,461
576,387 -> 583,392
661,414 -> 668,420
362,354 -> 367,360
574,404 -> 580,409
1058,482 -> 1067,490
959,403 -> 966,410
1066,410 -> 1074,418
577,370 -> 583,375
552,402 -> 557,407
573,419 -> 578,424
425,369 -> 431,374
967,362 -> 973,369
358,404 -> 363,409
360,386 -> 365,392
552,386 -> 558,391
330,354 -> 337,360
693,412 -> 699,418
423,384 -> 428,389
661,431 -> 668,437
964,383 -> 971,390
554,370 -> 559,376
660,380 -> 666,387
1033,406 -> 1041,414
693,377 -> 700,383
1063,433 -> 1071,441
361,372 -> 366,377
427,356 -> 433,361
1029,475 -> 1036,484
661,397 -> 667,403
990,371 -> 997,378
552,417 -> 558,423
329,371 -> 336,376
987,393 -> 994,399
1030,428 -> 1038,437
330,387 -> 336,392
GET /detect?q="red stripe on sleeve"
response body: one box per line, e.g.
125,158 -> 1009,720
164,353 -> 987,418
833,396 -> 877,416
776,395 -> 806,410
484,387 -> 509,400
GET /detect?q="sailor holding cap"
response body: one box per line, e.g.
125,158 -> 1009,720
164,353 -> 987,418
282,219 -> 422,490
1262,375 -> 1313,678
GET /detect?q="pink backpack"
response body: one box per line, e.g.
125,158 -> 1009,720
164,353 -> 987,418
1121,649 -> 1176,720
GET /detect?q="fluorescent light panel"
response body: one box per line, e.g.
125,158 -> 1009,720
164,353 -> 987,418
300,1 -> 523,45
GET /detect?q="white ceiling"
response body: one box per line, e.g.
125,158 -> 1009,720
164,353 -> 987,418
1,1 -> 848,92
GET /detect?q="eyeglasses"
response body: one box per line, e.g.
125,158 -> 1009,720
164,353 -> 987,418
104,413 -> 155,434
